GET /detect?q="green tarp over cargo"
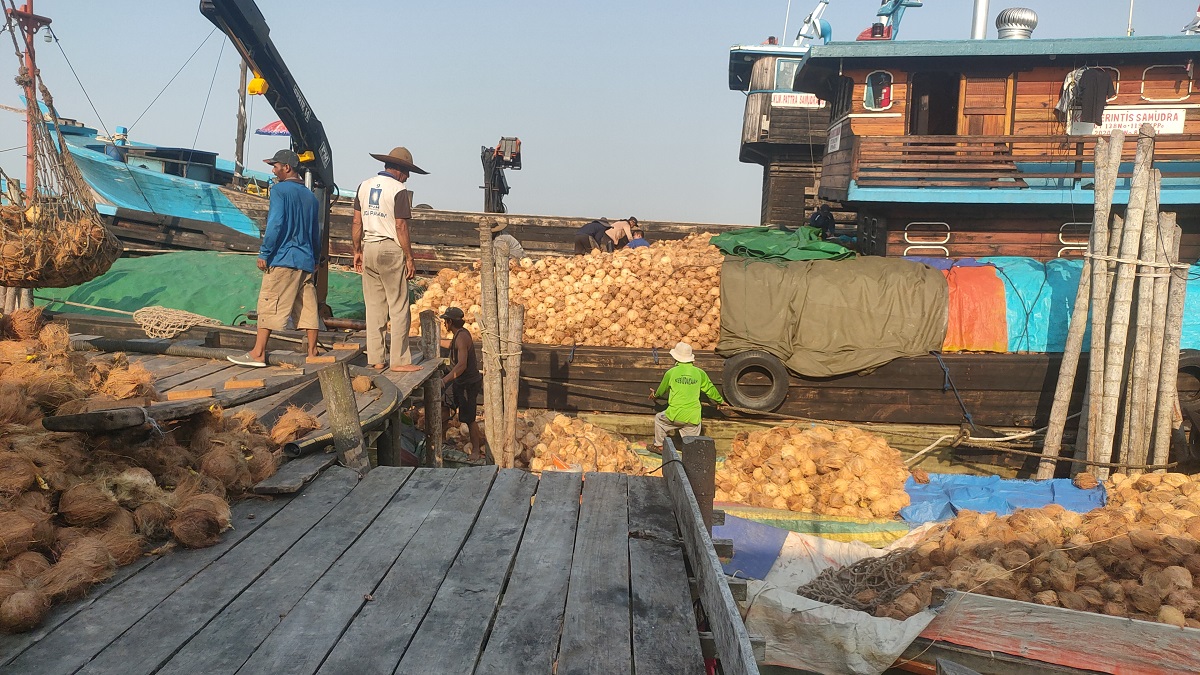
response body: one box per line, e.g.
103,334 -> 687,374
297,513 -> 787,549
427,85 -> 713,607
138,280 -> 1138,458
35,251 -> 367,321
708,226 -> 854,261
716,257 -> 949,378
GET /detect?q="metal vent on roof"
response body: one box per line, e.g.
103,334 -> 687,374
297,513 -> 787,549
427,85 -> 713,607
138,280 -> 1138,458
995,7 -> 1038,39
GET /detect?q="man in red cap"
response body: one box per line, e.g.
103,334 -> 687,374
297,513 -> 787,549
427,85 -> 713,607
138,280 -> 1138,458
352,146 -> 428,372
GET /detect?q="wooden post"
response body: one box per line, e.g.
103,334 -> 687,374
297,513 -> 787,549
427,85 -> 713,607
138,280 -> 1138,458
317,362 -> 370,476
16,289 -> 31,310
1126,169 -> 1162,471
1146,211 -> 1173,462
2,286 -> 15,314
419,310 -> 444,468
1087,131 -> 1126,458
679,435 -> 718,534
1094,124 -> 1155,477
0,288 -> 8,314
1153,218 -> 1185,470
501,303 -> 524,469
1038,134 -> 1118,479
478,222 -> 505,459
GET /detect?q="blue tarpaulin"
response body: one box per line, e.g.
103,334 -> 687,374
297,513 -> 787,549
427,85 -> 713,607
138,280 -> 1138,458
900,473 -> 1107,524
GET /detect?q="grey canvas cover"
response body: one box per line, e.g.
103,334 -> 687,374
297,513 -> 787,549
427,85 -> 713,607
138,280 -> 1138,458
716,257 -> 949,377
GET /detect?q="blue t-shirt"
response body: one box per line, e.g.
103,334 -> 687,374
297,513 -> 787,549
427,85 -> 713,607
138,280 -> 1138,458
259,179 -> 320,272
628,238 -> 649,248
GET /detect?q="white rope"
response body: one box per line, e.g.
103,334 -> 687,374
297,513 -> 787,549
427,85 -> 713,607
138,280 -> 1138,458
1083,251 -> 1190,271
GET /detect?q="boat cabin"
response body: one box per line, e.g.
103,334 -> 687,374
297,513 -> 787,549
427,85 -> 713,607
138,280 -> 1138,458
791,34 -> 1200,260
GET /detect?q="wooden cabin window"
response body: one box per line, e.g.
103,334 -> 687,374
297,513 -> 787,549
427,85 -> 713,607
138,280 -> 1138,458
1141,65 -> 1192,102
775,59 -> 801,92
828,76 -> 855,122
863,71 -> 894,111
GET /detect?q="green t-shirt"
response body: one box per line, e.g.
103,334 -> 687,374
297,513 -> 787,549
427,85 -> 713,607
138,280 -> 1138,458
654,362 -> 724,426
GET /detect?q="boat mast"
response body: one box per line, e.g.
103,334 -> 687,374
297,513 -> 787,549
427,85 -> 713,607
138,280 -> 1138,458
8,1 -> 50,202
234,58 -> 248,187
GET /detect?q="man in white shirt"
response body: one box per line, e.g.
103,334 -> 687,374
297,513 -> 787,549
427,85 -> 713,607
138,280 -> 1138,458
352,146 -> 428,372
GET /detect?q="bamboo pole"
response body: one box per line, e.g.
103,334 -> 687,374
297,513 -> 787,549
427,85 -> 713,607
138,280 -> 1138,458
1087,131 -> 1126,457
418,310 -> 444,468
501,303 -> 524,469
1094,124 -> 1156,477
1152,218 -> 1184,470
478,221 -> 504,459
1038,134 -> 1119,479
1126,169 -> 1162,471
1145,210 -> 1174,465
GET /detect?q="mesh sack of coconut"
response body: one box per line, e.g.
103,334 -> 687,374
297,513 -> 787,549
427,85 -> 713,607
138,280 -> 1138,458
714,424 -> 911,519
410,234 -> 723,349
516,412 -> 643,475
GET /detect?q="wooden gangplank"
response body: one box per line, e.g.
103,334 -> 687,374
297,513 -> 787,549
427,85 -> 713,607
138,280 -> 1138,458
0,464 -> 737,674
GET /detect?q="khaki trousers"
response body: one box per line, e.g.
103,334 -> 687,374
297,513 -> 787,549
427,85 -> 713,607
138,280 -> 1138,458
654,411 -> 701,446
362,239 -> 412,368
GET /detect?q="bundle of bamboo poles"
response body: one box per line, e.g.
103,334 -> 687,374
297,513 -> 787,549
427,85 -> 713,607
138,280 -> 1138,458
478,222 -> 525,468
1039,125 -> 1188,479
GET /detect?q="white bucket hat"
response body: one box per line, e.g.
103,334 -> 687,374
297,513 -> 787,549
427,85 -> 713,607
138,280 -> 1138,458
669,341 -> 694,363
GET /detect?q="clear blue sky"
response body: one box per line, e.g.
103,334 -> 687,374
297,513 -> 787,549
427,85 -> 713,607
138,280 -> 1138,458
2,1 -> 1196,225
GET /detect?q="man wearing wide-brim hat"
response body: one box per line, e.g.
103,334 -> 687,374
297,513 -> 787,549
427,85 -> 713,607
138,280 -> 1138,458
352,146 -> 428,372
648,341 -> 728,451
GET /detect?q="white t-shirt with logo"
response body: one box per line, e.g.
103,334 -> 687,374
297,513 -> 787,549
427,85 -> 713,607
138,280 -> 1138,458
354,172 -> 413,244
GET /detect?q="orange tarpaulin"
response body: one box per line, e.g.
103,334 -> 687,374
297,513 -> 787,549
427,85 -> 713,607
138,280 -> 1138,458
941,266 -> 1008,352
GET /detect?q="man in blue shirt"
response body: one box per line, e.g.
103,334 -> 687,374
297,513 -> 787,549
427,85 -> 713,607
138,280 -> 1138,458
627,227 -> 649,248
229,149 -> 321,367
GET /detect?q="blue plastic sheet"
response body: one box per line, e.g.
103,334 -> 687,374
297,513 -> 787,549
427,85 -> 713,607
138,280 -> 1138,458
900,473 -> 1107,524
713,515 -> 789,580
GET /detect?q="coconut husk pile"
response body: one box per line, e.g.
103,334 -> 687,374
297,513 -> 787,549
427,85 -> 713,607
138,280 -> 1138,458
268,405 -> 321,446
714,425 -> 911,518
809,472 -> 1200,629
411,234 -> 723,348
0,329 -> 294,633
513,412 -> 643,474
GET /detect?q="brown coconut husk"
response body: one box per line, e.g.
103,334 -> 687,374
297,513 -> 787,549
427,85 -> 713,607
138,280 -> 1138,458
36,322 -> 70,358
198,444 -> 252,493
0,341 -> 32,365
18,507 -> 54,554
351,375 -> 374,393
133,501 -> 174,540
0,362 -> 87,412
10,491 -> 51,514
104,468 -> 165,509
246,447 -> 280,484
1073,472 -> 1100,490
57,482 -> 119,527
0,510 -> 36,560
0,570 -> 24,604
5,551 -> 50,580
269,405 -> 321,445
85,352 -> 128,390
36,537 -> 116,600
6,307 -> 45,341
169,493 -> 232,549
0,452 -> 37,495
0,385 -> 41,426
96,530 -> 143,566
0,588 -> 50,633
222,409 -> 266,435
99,363 -> 159,401
101,508 -> 137,536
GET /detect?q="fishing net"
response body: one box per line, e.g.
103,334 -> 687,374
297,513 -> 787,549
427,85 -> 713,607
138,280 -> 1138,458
0,18 -> 121,288
794,549 -> 919,614
131,306 -> 223,340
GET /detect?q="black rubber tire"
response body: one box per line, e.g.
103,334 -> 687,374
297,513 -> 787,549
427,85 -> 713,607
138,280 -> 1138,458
722,350 -> 790,412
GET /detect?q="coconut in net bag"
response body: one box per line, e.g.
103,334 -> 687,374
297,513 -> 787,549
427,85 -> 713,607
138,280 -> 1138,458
0,57 -> 120,287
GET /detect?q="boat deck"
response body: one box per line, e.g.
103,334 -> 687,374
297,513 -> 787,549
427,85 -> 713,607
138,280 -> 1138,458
0,466 -> 712,674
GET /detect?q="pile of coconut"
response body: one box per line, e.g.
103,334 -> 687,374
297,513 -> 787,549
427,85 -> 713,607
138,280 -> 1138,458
715,425 -> 912,518
817,472 -> 1200,628
410,234 -> 723,348
441,412 -> 644,474
0,308 -> 320,633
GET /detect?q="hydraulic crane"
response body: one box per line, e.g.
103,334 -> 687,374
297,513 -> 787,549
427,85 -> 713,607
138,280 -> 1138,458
199,0 -> 337,314
481,137 -> 521,214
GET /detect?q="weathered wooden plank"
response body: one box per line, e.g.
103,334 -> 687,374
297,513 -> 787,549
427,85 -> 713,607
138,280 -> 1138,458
395,469 -> 539,674
627,475 -> 706,675
155,467 -> 414,675
0,496 -> 290,673
316,466 -> 498,675
921,590 -> 1200,675
662,439 -> 758,675
475,471 -> 583,675
69,468 -> 360,675
252,451 -> 338,495
152,359 -> 238,391
233,468 -> 455,675
557,472 -> 632,675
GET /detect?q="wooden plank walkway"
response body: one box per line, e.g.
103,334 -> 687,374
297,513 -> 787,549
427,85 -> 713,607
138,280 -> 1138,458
0,466 -> 710,674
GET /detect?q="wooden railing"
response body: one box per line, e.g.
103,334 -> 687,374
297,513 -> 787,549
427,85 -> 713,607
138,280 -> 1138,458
851,134 -> 1200,189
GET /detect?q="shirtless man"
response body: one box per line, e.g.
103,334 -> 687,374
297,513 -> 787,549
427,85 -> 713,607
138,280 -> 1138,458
573,216 -> 637,254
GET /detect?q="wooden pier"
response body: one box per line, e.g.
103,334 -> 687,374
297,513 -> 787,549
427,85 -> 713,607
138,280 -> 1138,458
0,437 -> 755,674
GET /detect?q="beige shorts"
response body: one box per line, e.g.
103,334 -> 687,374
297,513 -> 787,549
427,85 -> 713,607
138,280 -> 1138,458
257,266 -> 320,331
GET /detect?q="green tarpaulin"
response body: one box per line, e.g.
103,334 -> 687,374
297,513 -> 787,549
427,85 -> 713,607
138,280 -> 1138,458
36,251 -> 367,322
709,226 -> 854,261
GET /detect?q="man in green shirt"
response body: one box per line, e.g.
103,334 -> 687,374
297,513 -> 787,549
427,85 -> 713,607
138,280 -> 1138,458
649,341 -> 727,451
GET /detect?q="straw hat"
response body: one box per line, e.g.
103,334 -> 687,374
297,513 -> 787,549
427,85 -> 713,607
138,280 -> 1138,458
669,341 -> 695,363
369,146 -> 429,175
